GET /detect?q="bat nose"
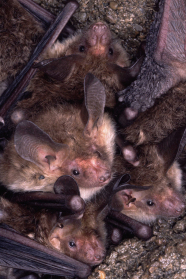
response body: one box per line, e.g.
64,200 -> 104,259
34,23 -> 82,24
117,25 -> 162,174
90,22 -> 111,47
92,22 -> 108,34
93,250 -> 106,264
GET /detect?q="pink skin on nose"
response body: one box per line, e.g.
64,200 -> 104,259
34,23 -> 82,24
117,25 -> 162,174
87,22 -> 111,56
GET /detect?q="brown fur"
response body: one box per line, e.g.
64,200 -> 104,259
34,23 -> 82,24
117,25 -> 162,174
112,142 -> 185,224
0,103 -> 116,200
0,0 -> 44,84
122,81 -> 186,145
0,15 -> 132,199
14,21 -> 130,117
0,183 -> 113,266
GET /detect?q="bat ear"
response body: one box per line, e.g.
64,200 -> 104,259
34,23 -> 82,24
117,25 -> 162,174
34,54 -> 85,81
108,56 -> 144,87
82,73 -> 106,136
157,127 -> 186,172
14,120 -> 69,172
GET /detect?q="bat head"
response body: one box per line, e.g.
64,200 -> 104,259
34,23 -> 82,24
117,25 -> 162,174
112,129 -> 186,223
1,74 -> 115,200
48,218 -> 106,266
112,171 -> 185,224
34,21 -> 143,108
49,21 -> 129,67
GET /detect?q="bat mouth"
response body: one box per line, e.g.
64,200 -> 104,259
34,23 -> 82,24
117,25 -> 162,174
89,250 -> 106,266
121,190 -> 136,207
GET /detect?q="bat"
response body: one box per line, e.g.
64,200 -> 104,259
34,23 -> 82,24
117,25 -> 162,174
111,127 -> 186,223
0,224 -> 91,278
0,74 -> 116,201
116,0 -> 186,116
0,174 -> 152,270
113,0 -> 186,150
0,0 -> 143,129
110,0 -> 186,225
10,18 -> 144,124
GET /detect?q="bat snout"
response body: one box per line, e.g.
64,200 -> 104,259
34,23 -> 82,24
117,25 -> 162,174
87,249 -> 106,265
88,22 -> 111,53
94,250 -> 106,263
92,22 -> 108,37
163,195 -> 185,217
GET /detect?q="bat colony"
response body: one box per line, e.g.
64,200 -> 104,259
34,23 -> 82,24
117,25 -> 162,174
0,0 -> 186,277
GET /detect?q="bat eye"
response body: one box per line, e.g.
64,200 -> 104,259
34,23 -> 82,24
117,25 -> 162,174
72,169 -> 80,176
109,48 -> 113,55
69,241 -> 76,248
39,175 -> 45,180
95,150 -> 102,158
57,223 -> 63,228
79,45 -> 85,52
146,200 -> 155,206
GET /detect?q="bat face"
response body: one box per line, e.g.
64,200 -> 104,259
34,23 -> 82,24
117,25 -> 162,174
113,173 -> 185,224
26,20 -> 143,111
0,74 -> 116,200
0,197 -> 106,267
112,137 -> 186,224
48,219 -> 106,266
0,114 -> 115,200
48,21 -> 129,67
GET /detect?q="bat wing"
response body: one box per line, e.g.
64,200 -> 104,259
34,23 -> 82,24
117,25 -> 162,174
17,0 -> 76,38
0,225 -> 91,278
117,0 -> 186,112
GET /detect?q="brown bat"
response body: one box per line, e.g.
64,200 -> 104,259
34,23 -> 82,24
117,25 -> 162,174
10,18 -> 143,123
0,74 -> 116,201
0,223 -> 91,278
0,0 -> 143,126
115,0 -> 186,147
0,174 -> 152,268
111,127 -> 186,224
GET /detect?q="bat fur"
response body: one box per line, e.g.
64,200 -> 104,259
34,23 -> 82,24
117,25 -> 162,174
0,0 -> 44,92
12,19 -> 140,118
0,74 -> 116,201
116,0 -> 186,146
0,182 -> 113,266
109,0 -> 186,223
111,128 -> 186,224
